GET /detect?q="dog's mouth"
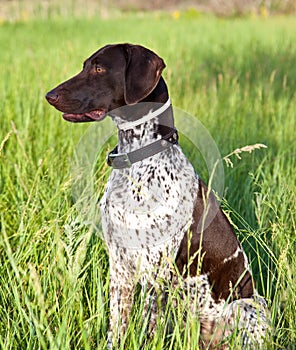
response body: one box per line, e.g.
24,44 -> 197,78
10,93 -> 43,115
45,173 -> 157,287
62,109 -> 107,123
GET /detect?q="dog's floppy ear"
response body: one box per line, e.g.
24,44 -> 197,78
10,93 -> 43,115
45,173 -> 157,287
123,44 -> 166,105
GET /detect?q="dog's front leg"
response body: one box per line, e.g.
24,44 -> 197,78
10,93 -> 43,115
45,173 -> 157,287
140,278 -> 167,339
108,256 -> 135,349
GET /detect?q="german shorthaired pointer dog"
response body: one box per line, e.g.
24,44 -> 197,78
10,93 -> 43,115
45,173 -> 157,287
46,43 -> 268,348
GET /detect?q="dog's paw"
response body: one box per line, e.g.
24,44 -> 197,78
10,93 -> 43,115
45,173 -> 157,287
107,331 -> 113,350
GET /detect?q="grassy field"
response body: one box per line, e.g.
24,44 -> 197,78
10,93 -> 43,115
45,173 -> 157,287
0,8 -> 296,350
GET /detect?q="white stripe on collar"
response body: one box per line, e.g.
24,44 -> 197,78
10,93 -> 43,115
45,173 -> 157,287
118,98 -> 171,131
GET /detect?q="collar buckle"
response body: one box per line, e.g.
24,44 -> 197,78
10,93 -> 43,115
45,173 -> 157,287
107,152 -> 132,169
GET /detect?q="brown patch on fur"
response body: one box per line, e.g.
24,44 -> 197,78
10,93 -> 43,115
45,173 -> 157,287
175,179 -> 254,302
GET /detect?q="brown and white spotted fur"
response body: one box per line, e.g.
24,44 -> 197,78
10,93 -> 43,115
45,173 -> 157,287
101,107 -> 268,349
46,43 -> 269,349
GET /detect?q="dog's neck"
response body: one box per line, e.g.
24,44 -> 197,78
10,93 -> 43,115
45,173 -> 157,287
112,78 -> 175,153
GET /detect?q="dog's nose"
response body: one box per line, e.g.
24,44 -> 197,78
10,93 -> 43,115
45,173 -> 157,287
45,90 -> 59,105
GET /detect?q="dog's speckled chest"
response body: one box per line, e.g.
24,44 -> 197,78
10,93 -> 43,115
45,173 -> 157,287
100,144 -> 199,278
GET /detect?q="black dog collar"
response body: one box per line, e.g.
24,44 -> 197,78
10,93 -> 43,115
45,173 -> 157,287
107,128 -> 178,169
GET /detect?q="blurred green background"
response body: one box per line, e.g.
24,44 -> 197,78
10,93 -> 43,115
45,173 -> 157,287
0,1 -> 295,349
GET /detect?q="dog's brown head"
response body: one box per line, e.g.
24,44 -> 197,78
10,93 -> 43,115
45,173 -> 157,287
45,43 -> 165,122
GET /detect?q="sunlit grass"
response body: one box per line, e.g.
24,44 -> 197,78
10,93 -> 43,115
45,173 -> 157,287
0,11 -> 295,349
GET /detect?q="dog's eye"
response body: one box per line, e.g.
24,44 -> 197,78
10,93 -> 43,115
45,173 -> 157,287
96,66 -> 105,73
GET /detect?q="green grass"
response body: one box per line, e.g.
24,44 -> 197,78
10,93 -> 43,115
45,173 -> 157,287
0,11 -> 296,349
